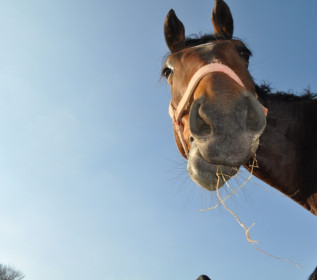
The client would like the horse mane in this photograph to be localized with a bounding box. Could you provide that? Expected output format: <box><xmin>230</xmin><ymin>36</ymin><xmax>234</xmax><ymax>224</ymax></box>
<box><xmin>167</xmin><ymin>33</ymin><xmax>232</xmax><ymax>54</ymax></box>
<box><xmin>256</xmin><ymin>84</ymin><xmax>317</xmax><ymax>106</ymax></box>
<box><xmin>184</xmin><ymin>33</ymin><xmax>229</xmax><ymax>48</ymax></box>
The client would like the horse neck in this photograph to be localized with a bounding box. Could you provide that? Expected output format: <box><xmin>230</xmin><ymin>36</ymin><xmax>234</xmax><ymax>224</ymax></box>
<box><xmin>244</xmin><ymin>88</ymin><xmax>317</xmax><ymax>215</ymax></box>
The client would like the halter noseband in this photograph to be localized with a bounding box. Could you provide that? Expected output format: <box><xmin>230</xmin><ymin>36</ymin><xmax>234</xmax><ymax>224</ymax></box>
<box><xmin>169</xmin><ymin>62</ymin><xmax>267</xmax><ymax>158</ymax></box>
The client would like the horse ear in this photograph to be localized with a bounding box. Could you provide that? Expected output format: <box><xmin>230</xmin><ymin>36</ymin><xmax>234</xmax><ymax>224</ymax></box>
<box><xmin>212</xmin><ymin>0</ymin><xmax>234</xmax><ymax>38</ymax></box>
<box><xmin>164</xmin><ymin>9</ymin><xmax>185</xmax><ymax>52</ymax></box>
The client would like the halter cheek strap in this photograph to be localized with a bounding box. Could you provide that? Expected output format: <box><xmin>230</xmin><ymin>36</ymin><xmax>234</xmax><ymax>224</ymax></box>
<box><xmin>169</xmin><ymin>62</ymin><xmax>268</xmax><ymax>158</ymax></box>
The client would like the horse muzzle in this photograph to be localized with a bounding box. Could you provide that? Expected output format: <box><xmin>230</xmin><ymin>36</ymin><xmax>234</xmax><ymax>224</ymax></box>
<box><xmin>188</xmin><ymin>91</ymin><xmax>266</xmax><ymax>168</ymax></box>
<box><xmin>187</xmin><ymin>140</ymin><xmax>238</xmax><ymax>191</ymax></box>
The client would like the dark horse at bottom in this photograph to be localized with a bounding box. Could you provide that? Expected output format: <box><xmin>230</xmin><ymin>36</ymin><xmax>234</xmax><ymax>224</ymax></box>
<box><xmin>196</xmin><ymin>268</ymin><xmax>317</xmax><ymax>280</ymax></box>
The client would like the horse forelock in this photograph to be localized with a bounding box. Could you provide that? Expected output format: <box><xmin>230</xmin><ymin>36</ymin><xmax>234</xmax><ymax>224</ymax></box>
<box><xmin>166</xmin><ymin>33</ymin><xmax>231</xmax><ymax>54</ymax></box>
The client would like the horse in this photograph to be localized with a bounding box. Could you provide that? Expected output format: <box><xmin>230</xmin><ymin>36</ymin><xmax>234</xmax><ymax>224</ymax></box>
<box><xmin>162</xmin><ymin>0</ymin><xmax>317</xmax><ymax>216</ymax></box>
<box><xmin>162</xmin><ymin>0</ymin><xmax>316</xmax><ymax>279</ymax></box>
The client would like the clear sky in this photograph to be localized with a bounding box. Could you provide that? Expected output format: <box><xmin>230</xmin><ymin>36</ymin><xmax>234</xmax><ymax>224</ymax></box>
<box><xmin>0</xmin><ymin>0</ymin><xmax>316</xmax><ymax>279</ymax></box>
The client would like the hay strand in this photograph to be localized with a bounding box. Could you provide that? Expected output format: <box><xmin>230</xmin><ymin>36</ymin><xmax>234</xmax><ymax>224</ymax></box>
<box><xmin>200</xmin><ymin>157</ymin><xmax>257</xmax><ymax>212</ymax></box>
<box><xmin>216</xmin><ymin>164</ymin><xmax>258</xmax><ymax>244</ymax></box>
<box><xmin>199</xmin><ymin>156</ymin><xmax>301</xmax><ymax>268</ymax></box>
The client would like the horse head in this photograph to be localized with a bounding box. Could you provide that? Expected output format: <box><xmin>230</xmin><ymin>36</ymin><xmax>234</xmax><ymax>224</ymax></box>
<box><xmin>162</xmin><ymin>0</ymin><xmax>267</xmax><ymax>191</ymax></box>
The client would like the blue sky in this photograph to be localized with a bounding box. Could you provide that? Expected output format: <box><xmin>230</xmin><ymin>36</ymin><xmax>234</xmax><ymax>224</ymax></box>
<box><xmin>0</xmin><ymin>0</ymin><xmax>316</xmax><ymax>279</ymax></box>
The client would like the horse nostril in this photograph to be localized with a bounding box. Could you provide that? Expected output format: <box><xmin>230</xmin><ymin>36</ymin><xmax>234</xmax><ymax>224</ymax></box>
<box><xmin>190</xmin><ymin>136</ymin><xmax>194</xmax><ymax>143</ymax></box>
<box><xmin>189</xmin><ymin>97</ymin><xmax>212</xmax><ymax>138</ymax></box>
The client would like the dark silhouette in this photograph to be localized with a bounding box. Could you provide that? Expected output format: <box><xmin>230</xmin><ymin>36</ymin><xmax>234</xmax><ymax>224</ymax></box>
<box><xmin>309</xmin><ymin>267</ymin><xmax>317</xmax><ymax>280</ymax></box>
<box><xmin>197</xmin><ymin>275</ymin><xmax>211</xmax><ymax>280</ymax></box>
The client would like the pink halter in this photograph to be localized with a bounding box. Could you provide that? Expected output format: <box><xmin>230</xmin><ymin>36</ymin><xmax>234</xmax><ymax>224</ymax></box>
<box><xmin>169</xmin><ymin>62</ymin><xmax>267</xmax><ymax>157</ymax></box>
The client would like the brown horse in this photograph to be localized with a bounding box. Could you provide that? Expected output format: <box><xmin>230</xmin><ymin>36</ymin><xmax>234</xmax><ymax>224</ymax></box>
<box><xmin>162</xmin><ymin>0</ymin><xmax>317</xmax><ymax>216</ymax></box>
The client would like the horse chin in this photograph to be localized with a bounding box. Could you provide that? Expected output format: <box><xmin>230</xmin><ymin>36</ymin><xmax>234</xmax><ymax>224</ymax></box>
<box><xmin>187</xmin><ymin>141</ymin><xmax>239</xmax><ymax>191</ymax></box>
<box><xmin>192</xmin><ymin>130</ymin><xmax>262</xmax><ymax>168</ymax></box>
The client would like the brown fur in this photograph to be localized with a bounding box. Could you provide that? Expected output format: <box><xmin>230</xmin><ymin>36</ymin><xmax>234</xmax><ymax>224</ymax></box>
<box><xmin>163</xmin><ymin>1</ymin><xmax>317</xmax><ymax>215</ymax></box>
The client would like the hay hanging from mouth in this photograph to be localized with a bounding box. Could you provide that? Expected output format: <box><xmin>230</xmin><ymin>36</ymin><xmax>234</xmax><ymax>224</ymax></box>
<box><xmin>200</xmin><ymin>157</ymin><xmax>257</xmax><ymax>212</ymax></box>
<box><xmin>200</xmin><ymin>156</ymin><xmax>302</xmax><ymax>268</ymax></box>
<box><xmin>215</xmin><ymin>161</ymin><xmax>258</xmax><ymax>244</ymax></box>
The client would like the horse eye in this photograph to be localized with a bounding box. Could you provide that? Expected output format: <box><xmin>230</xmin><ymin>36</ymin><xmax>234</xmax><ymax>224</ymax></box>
<box><xmin>237</xmin><ymin>46</ymin><xmax>251</xmax><ymax>61</ymax></box>
<box><xmin>240</xmin><ymin>51</ymin><xmax>250</xmax><ymax>61</ymax></box>
<box><xmin>162</xmin><ymin>67</ymin><xmax>173</xmax><ymax>79</ymax></box>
